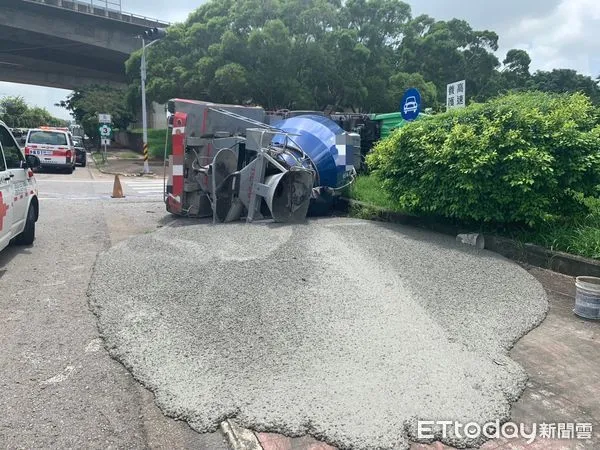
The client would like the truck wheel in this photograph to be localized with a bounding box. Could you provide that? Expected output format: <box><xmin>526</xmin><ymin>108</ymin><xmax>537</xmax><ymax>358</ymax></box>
<box><xmin>15</xmin><ymin>204</ymin><xmax>36</xmax><ymax>245</ymax></box>
<box><xmin>81</xmin><ymin>156</ymin><xmax>87</xmax><ymax>167</ymax></box>
<box><xmin>67</xmin><ymin>166</ymin><xmax>74</xmax><ymax>174</ymax></box>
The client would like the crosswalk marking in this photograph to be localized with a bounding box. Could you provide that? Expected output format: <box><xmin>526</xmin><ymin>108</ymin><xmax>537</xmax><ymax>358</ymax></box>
<box><xmin>124</xmin><ymin>179</ymin><xmax>165</xmax><ymax>196</ymax></box>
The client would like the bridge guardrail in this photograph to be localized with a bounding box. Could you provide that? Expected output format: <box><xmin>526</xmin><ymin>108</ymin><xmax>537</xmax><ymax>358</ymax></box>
<box><xmin>21</xmin><ymin>0</ymin><xmax>171</xmax><ymax>27</ymax></box>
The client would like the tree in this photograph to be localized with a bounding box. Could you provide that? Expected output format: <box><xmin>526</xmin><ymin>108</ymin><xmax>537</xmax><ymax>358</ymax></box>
<box><xmin>528</xmin><ymin>69</ymin><xmax>600</xmax><ymax>105</ymax></box>
<box><xmin>57</xmin><ymin>85</ymin><xmax>134</xmax><ymax>143</ymax></box>
<box><xmin>210</xmin><ymin>63</ymin><xmax>250</xmax><ymax>104</ymax></box>
<box><xmin>502</xmin><ymin>49</ymin><xmax>531</xmax><ymax>88</ymax></box>
<box><xmin>398</xmin><ymin>17</ymin><xmax>500</xmax><ymax>104</ymax></box>
<box><xmin>126</xmin><ymin>0</ymin><xmax>600</xmax><ymax>114</ymax></box>
<box><xmin>0</xmin><ymin>96</ymin><xmax>66</xmax><ymax>128</ymax></box>
<box><xmin>246</xmin><ymin>19</ymin><xmax>298</xmax><ymax>109</ymax></box>
<box><xmin>0</xmin><ymin>96</ymin><xmax>28</xmax><ymax>127</ymax></box>
<box><xmin>385</xmin><ymin>72</ymin><xmax>438</xmax><ymax>111</ymax></box>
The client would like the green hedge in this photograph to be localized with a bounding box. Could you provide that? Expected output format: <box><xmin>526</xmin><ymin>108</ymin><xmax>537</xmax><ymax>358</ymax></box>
<box><xmin>130</xmin><ymin>128</ymin><xmax>172</xmax><ymax>158</ymax></box>
<box><xmin>367</xmin><ymin>92</ymin><xmax>600</xmax><ymax>225</ymax></box>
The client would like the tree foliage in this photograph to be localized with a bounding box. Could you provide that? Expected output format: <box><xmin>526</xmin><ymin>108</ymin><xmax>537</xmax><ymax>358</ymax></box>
<box><xmin>127</xmin><ymin>0</ymin><xmax>504</xmax><ymax>112</ymax></box>
<box><xmin>126</xmin><ymin>0</ymin><xmax>600</xmax><ymax>114</ymax></box>
<box><xmin>367</xmin><ymin>92</ymin><xmax>600</xmax><ymax>225</ymax></box>
<box><xmin>57</xmin><ymin>85</ymin><xmax>134</xmax><ymax>141</ymax></box>
<box><xmin>527</xmin><ymin>69</ymin><xmax>600</xmax><ymax>105</ymax></box>
<box><xmin>0</xmin><ymin>96</ymin><xmax>67</xmax><ymax>128</ymax></box>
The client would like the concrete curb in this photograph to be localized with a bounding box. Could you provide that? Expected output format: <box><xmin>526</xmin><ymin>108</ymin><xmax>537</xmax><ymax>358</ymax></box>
<box><xmin>220</xmin><ymin>420</ymin><xmax>263</xmax><ymax>450</ymax></box>
<box><xmin>338</xmin><ymin>197</ymin><xmax>600</xmax><ymax>278</ymax></box>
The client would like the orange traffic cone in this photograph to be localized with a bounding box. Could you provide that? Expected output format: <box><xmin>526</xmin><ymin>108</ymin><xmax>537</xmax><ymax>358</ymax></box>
<box><xmin>111</xmin><ymin>175</ymin><xmax>125</xmax><ymax>198</ymax></box>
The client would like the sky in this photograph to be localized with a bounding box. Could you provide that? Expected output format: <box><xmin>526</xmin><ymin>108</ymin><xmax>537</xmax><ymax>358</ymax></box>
<box><xmin>1</xmin><ymin>0</ymin><xmax>598</xmax><ymax>120</ymax></box>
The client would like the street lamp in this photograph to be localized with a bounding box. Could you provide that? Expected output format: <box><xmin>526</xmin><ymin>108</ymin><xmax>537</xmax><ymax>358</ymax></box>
<box><xmin>140</xmin><ymin>27</ymin><xmax>166</xmax><ymax>174</ymax></box>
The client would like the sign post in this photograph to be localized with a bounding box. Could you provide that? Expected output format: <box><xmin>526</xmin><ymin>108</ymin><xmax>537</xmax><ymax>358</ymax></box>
<box><xmin>446</xmin><ymin>80</ymin><xmax>466</xmax><ymax>110</ymax></box>
<box><xmin>400</xmin><ymin>88</ymin><xmax>422</xmax><ymax>122</ymax></box>
<box><xmin>98</xmin><ymin>121</ymin><xmax>112</xmax><ymax>163</ymax></box>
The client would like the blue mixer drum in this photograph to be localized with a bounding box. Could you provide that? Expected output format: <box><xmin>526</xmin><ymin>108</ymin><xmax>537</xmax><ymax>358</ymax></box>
<box><xmin>271</xmin><ymin>115</ymin><xmax>359</xmax><ymax>190</ymax></box>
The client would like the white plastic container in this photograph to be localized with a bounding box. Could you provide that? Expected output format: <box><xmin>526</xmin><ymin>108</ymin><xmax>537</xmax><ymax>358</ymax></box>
<box><xmin>456</xmin><ymin>233</ymin><xmax>485</xmax><ymax>250</ymax></box>
<box><xmin>574</xmin><ymin>276</ymin><xmax>600</xmax><ymax>320</ymax></box>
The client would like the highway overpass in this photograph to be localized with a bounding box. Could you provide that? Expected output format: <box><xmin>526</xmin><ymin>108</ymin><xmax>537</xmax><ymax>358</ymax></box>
<box><xmin>0</xmin><ymin>0</ymin><xmax>169</xmax><ymax>89</ymax></box>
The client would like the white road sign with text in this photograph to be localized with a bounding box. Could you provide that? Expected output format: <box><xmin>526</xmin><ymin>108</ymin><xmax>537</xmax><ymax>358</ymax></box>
<box><xmin>98</xmin><ymin>113</ymin><xmax>112</xmax><ymax>123</ymax></box>
<box><xmin>447</xmin><ymin>80</ymin><xmax>466</xmax><ymax>109</ymax></box>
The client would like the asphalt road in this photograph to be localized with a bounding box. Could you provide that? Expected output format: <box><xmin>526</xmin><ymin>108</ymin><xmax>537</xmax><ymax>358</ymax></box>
<box><xmin>0</xmin><ymin>165</ymin><xmax>228</xmax><ymax>449</ymax></box>
<box><xmin>34</xmin><ymin>166</ymin><xmax>165</xmax><ymax>201</ymax></box>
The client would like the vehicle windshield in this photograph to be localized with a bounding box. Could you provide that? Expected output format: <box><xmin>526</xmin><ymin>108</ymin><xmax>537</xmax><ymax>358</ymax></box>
<box><xmin>28</xmin><ymin>130</ymin><xmax>68</xmax><ymax>146</ymax></box>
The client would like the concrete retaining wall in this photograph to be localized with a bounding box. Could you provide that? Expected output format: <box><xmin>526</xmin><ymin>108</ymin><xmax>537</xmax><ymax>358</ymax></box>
<box><xmin>115</xmin><ymin>131</ymin><xmax>143</xmax><ymax>153</ymax></box>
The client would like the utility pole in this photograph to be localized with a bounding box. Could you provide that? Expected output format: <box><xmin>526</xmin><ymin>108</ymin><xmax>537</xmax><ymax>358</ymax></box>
<box><xmin>140</xmin><ymin>27</ymin><xmax>166</xmax><ymax>174</ymax></box>
<box><xmin>141</xmin><ymin>37</ymin><xmax>149</xmax><ymax>174</ymax></box>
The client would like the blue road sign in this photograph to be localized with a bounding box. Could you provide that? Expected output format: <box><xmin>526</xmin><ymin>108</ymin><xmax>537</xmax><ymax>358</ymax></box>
<box><xmin>400</xmin><ymin>88</ymin><xmax>421</xmax><ymax>121</ymax></box>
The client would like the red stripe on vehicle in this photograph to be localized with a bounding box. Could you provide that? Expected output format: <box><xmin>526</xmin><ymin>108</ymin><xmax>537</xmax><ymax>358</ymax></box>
<box><xmin>168</xmin><ymin>111</ymin><xmax>187</xmax><ymax>214</ymax></box>
<box><xmin>201</xmin><ymin>108</ymin><xmax>208</xmax><ymax>135</ymax></box>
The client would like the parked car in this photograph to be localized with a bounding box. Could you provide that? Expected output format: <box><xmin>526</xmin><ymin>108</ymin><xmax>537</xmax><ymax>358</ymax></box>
<box><xmin>24</xmin><ymin>127</ymin><xmax>76</xmax><ymax>173</ymax></box>
<box><xmin>72</xmin><ymin>136</ymin><xmax>87</xmax><ymax>167</ymax></box>
<box><xmin>0</xmin><ymin>120</ymin><xmax>40</xmax><ymax>251</ymax></box>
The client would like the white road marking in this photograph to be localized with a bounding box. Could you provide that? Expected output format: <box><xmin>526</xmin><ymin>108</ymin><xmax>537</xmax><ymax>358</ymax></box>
<box><xmin>39</xmin><ymin>197</ymin><xmax>108</xmax><ymax>201</ymax></box>
<box><xmin>37</xmin><ymin>180</ymin><xmax>113</xmax><ymax>183</ymax></box>
<box><xmin>124</xmin><ymin>180</ymin><xmax>165</xmax><ymax>196</ymax></box>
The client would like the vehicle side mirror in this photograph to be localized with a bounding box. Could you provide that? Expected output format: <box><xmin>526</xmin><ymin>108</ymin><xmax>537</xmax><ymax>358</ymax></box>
<box><xmin>25</xmin><ymin>155</ymin><xmax>41</xmax><ymax>169</ymax></box>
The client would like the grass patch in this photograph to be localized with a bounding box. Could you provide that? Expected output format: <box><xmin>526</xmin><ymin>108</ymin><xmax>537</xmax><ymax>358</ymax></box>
<box><xmin>112</xmin><ymin>149</ymin><xmax>141</xmax><ymax>160</ymax></box>
<box><xmin>91</xmin><ymin>151</ymin><xmax>106</xmax><ymax>166</ymax></box>
<box><xmin>346</xmin><ymin>174</ymin><xmax>401</xmax><ymax>211</ymax></box>
<box><xmin>130</xmin><ymin>128</ymin><xmax>172</xmax><ymax>159</ymax></box>
<box><xmin>512</xmin><ymin>197</ymin><xmax>600</xmax><ymax>260</ymax></box>
<box><xmin>346</xmin><ymin>174</ymin><xmax>600</xmax><ymax>260</ymax></box>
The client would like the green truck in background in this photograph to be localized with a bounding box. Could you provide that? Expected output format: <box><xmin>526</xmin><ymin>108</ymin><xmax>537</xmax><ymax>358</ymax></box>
<box><xmin>372</xmin><ymin>111</ymin><xmax>429</xmax><ymax>139</ymax></box>
<box><xmin>333</xmin><ymin>111</ymin><xmax>430</xmax><ymax>171</ymax></box>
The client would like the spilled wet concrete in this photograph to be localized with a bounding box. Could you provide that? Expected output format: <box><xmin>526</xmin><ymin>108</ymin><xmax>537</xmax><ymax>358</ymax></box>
<box><xmin>88</xmin><ymin>218</ymin><xmax>548</xmax><ymax>449</ymax></box>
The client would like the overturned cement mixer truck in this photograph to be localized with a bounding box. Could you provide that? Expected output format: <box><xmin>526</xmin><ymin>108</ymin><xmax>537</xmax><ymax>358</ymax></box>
<box><xmin>164</xmin><ymin>99</ymin><xmax>361</xmax><ymax>224</ymax></box>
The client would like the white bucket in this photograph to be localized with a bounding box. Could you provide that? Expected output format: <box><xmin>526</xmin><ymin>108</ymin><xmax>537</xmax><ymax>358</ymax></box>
<box><xmin>574</xmin><ymin>276</ymin><xmax>600</xmax><ymax>320</ymax></box>
<box><xmin>456</xmin><ymin>233</ymin><xmax>485</xmax><ymax>250</ymax></box>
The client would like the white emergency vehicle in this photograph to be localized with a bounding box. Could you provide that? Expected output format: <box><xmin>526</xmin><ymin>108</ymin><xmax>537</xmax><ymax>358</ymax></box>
<box><xmin>24</xmin><ymin>127</ymin><xmax>76</xmax><ymax>173</ymax></box>
<box><xmin>0</xmin><ymin>120</ymin><xmax>40</xmax><ymax>252</ymax></box>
